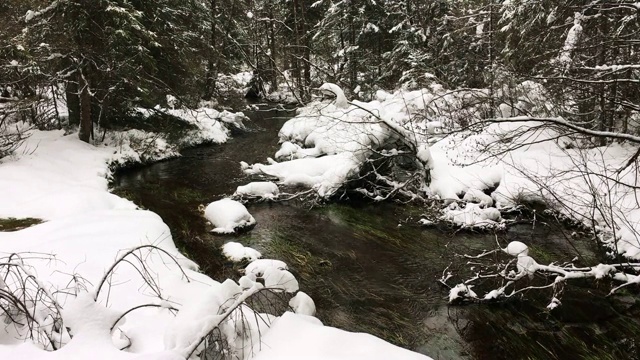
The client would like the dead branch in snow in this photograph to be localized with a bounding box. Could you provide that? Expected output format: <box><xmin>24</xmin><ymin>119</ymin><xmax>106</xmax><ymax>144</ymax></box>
<box><xmin>94</xmin><ymin>244</ymin><xmax>191</xmax><ymax>305</ymax></box>
<box><xmin>186</xmin><ymin>287</ymin><xmax>292</xmax><ymax>360</ymax></box>
<box><xmin>0</xmin><ymin>253</ymin><xmax>69</xmax><ymax>351</ymax></box>
<box><xmin>445</xmin><ymin>238</ymin><xmax>640</xmax><ymax>309</ymax></box>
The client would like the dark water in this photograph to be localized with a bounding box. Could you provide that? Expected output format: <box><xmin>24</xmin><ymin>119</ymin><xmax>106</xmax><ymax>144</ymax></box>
<box><xmin>113</xmin><ymin>106</ymin><xmax>640</xmax><ymax>360</ymax></box>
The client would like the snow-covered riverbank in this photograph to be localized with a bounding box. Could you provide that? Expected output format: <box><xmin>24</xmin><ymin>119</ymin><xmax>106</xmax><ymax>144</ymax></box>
<box><xmin>0</xmin><ymin>115</ymin><xmax>432</xmax><ymax>359</ymax></box>
<box><xmin>243</xmin><ymin>81</ymin><xmax>639</xmax><ymax>260</ymax></box>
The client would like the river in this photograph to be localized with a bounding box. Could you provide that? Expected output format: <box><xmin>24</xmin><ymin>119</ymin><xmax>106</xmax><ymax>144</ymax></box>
<box><xmin>113</xmin><ymin>105</ymin><xmax>640</xmax><ymax>360</ymax></box>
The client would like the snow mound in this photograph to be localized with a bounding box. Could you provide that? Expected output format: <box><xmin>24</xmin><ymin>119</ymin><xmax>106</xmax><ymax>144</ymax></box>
<box><xmin>449</xmin><ymin>284</ymin><xmax>477</xmax><ymax>302</ymax></box>
<box><xmin>245</xmin><ymin>259</ymin><xmax>298</xmax><ymax>293</ymax></box>
<box><xmin>253</xmin><ymin>312</ymin><xmax>432</xmax><ymax>360</ymax></box>
<box><xmin>234</xmin><ymin>181</ymin><xmax>279</xmax><ymax>199</ymax></box>
<box><xmin>222</xmin><ymin>242</ymin><xmax>262</xmax><ymax>262</ymax></box>
<box><xmin>164</xmin><ymin>279</ymin><xmax>244</xmax><ymax>350</ymax></box>
<box><xmin>275</xmin><ymin>141</ymin><xmax>303</xmax><ymax>160</ymax></box>
<box><xmin>289</xmin><ymin>292</ymin><xmax>316</xmax><ymax>316</ymax></box>
<box><xmin>503</xmin><ymin>241</ymin><xmax>529</xmax><ymax>257</ymax></box>
<box><xmin>204</xmin><ymin>198</ymin><xmax>256</xmax><ymax>234</ymax></box>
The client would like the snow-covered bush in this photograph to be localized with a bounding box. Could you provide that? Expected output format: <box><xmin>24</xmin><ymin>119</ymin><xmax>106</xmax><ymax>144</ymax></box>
<box><xmin>0</xmin><ymin>116</ymin><xmax>31</xmax><ymax>159</ymax></box>
<box><xmin>0</xmin><ymin>245</ymin><xmax>304</xmax><ymax>359</ymax></box>
<box><xmin>0</xmin><ymin>253</ymin><xmax>69</xmax><ymax>350</ymax></box>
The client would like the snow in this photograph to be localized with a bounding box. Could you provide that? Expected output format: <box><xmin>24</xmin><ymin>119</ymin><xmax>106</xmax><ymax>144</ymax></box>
<box><xmin>0</xmin><ymin>123</ymin><xmax>432</xmax><ymax>359</ymax></box>
<box><xmin>248</xmin><ymin>78</ymin><xmax>639</xmax><ymax>262</ymax></box>
<box><xmin>502</xmin><ymin>241</ymin><xmax>529</xmax><ymax>257</ymax></box>
<box><xmin>204</xmin><ymin>198</ymin><xmax>256</xmax><ymax>234</ymax></box>
<box><xmin>222</xmin><ymin>242</ymin><xmax>262</xmax><ymax>262</ymax></box>
<box><xmin>234</xmin><ymin>181</ymin><xmax>279</xmax><ymax>199</ymax></box>
<box><xmin>244</xmin><ymin>260</ymin><xmax>299</xmax><ymax>293</ymax></box>
<box><xmin>289</xmin><ymin>292</ymin><xmax>316</xmax><ymax>316</ymax></box>
<box><xmin>247</xmin><ymin>83</ymin><xmax>428</xmax><ymax>198</ymax></box>
<box><xmin>448</xmin><ymin>284</ymin><xmax>477</xmax><ymax>303</ymax></box>
<box><xmin>319</xmin><ymin>82</ymin><xmax>349</xmax><ymax>109</ymax></box>
<box><xmin>0</xmin><ymin>140</ymin><xmax>218</xmax><ymax>358</ymax></box>
<box><xmin>244</xmin><ymin>152</ymin><xmax>362</xmax><ymax>197</ymax></box>
<box><xmin>462</xmin><ymin>188</ymin><xmax>493</xmax><ymax>207</ymax></box>
<box><xmin>0</xmin><ymin>129</ymin><xmax>137</xmax><ymax>220</ymax></box>
<box><xmin>253</xmin><ymin>312</ymin><xmax>432</xmax><ymax>360</ymax></box>
<box><xmin>516</xmin><ymin>255</ymin><xmax>539</xmax><ymax>278</ymax></box>
<box><xmin>442</xmin><ymin>203</ymin><xmax>502</xmax><ymax>228</ymax></box>
<box><xmin>135</xmin><ymin>106</ymin><xmax>246</xmax><ymax>147</ymax></box>
<box><xmin>557</xmin><ymin>12</ymin><xmax>583</xmax><ymax>67</ymax></box>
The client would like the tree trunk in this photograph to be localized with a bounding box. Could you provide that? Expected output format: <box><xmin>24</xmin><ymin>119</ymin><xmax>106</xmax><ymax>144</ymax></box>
<box><xmin>66</xmin><ymin>79</ymin><xmax>80</xmax><ymax>126</ymax></box>
<box><xmin>203</xmin><ymin>0</ymin><xmax>218</xmax><ymax>100</ymax></box>
<box><xmin>78</xmin><ymin>71</ymin><xmax>92</xmax><ymax>143</ymax></box>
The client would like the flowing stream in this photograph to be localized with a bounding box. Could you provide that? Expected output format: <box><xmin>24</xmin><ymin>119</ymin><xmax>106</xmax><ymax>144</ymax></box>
<box><xmin>113</xmin><ymin>106</ymin><xmax>640</xmax><ymax>359</ymax></box>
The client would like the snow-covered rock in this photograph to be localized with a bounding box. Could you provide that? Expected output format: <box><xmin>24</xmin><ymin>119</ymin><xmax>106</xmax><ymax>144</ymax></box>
<box><xmin>289</xmin><ymin>291</ymin><xmax>316</xmax><ymax>316</ymax></box>
<box><xmin>234</xmin><ymin>181</ymin><xmax>279</xmax><ymax>199</ymax></box>
<box><xmin>222</xmin><ymin>242</ymin><xmax>262</xmax><ymax>262</ymax></box>
<box><xmin>244</xmin><ymin>152</ymin><xmax>361</xmax><ymax>198</ymax></box>
<box><xmin>245</xmin><ymin>259</ymin><xmax>298</xmax><ymax>293</ymax></box>
<box><xmin>275</xmin><ymin>141</ymin><xmax>303</xmax><ymax>160</ymax></box>
<box><xmin>204</xmin><ymin>198</ymin><xmax>256</xmax><ymax>234</ymax></box>
<box><xmin>502</xmin><ymin>241</ymin><xmax>529</xmax><ymax>257</ymax></box>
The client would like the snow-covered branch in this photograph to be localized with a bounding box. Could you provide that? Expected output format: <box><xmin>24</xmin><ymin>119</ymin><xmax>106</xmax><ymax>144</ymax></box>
<box><xmin>447</xmin><ymin>241</ymin><xmax>640</xmax><ymax>308</ymax></box>
<box><xmin>483</xmin><ymin>116</ymin><xmax>640</xmax><ymax>144</ymax></box>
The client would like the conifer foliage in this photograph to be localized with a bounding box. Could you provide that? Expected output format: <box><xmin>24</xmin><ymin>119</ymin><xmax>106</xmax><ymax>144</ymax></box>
<box><xmin>1</xmin><ymin>0</ymin><xmax>638</xmax><ymax>143</ymax></box>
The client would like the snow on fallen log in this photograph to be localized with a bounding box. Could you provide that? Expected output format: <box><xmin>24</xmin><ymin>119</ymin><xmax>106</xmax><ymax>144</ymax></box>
<box><xmin>245</xmin><ymin>83</ymin><xmax>429</xmax><ymax>199</ymax></box>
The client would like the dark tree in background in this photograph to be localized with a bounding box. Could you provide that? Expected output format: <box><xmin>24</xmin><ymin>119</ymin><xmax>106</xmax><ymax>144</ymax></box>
<box><xmin>0</xmin><ymin>0</ymin><xmax>638</xmax><ymax>144</ymax></box>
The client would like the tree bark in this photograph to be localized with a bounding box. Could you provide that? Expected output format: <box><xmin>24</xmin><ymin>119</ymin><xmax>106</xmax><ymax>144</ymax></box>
<box><xmin>78</xmin><ymin>71</ymin><xmax>92</xmax><ymax>143</ymax></box>
<box><xmin>66</xmin><ymin>78</ymin><xmax>80</xmax><ymax>126</ymax></box>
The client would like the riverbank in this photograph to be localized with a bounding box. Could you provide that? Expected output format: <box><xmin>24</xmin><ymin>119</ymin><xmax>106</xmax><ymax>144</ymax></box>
<box><xmin>0</xmin><ymin>107</ymin><xmax>432</xmax><ymax>359</ymax></box>
<box><xmin>114</xmin><ymin>107</ymin><xmax>640</xmax><ymax>360</ymax></box>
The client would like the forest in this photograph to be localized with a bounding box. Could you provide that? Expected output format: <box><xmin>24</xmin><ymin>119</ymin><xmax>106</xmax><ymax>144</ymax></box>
<box><xmin>1</xmin><ymin>1</ymin><xmax>640</xmax><ymax>360</ymax></box>
<box><xmin>1</xmin><ymin>0</ymin><xmax>638</xmax><ymax>143</ymax></box>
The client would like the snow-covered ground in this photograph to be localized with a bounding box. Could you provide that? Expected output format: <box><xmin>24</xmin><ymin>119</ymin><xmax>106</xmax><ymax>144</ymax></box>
<box><xmin>0</xmin><ymin>122</ymin><xmax>433</xmax><ymax>358</ymax></box>
<box><xmin>106</xmin><ymin>106</ymin><xmax>246</xmax><ymax>167</ymax></box>
<box><xmin>432</xmin><ymin>119</ymin><xmax>640</xmax><ymax>256</ymax></box>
